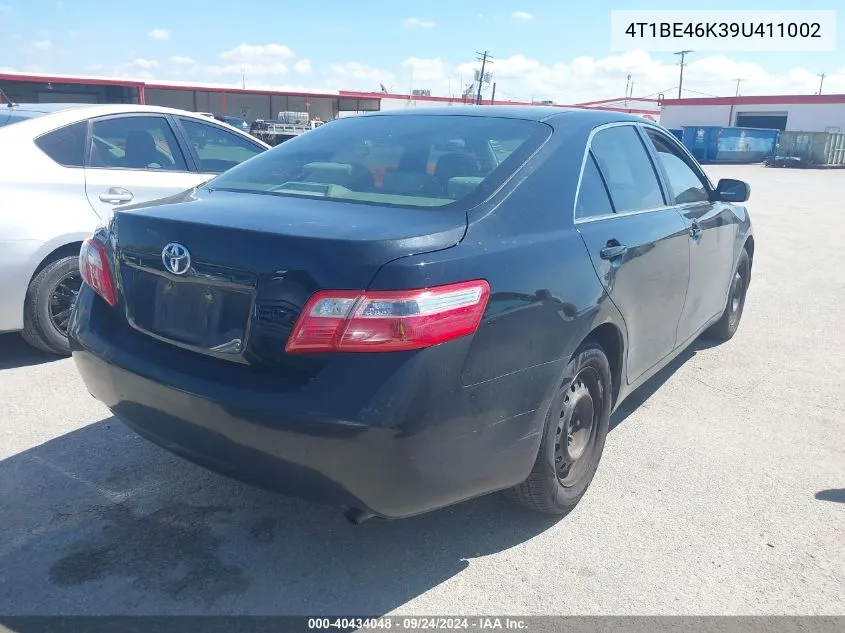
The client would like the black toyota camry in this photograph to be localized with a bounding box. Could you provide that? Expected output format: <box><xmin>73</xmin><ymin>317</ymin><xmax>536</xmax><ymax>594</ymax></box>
<box><xmin>69</xmin><ymin>106</ymin><xmax>754</xmax><ymax>523</ymax></box>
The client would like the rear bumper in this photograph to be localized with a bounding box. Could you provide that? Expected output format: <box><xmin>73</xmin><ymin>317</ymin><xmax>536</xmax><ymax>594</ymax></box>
<box><xmin>69</xmin><ymin>291</ymin><xmax>560</xmax><ymax>519</ymax></box>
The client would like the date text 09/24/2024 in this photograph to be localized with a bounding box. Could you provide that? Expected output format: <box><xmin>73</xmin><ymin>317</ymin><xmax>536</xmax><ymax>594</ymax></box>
<box><xmin>624</xmin><ymin>22</ymin><xmax>822</xmax><ymax>39</ymax></box>
<box><xmin>307</xmin><ymin>617</ymin><xmax>528</xmax><ymax>630</ymax></box>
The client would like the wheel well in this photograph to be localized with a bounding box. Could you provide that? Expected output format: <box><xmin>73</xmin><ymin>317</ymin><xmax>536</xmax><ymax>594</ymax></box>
<box><xmin>744</xmin><ymin>235</ymin><xmax>754</xmax><ymax>265</ymax></box>
<box><xmin>30</xmin><ymin>242</ymin><xmax>83</xmax><ymax>283</ymax></box>
<box><xmin>582</xmin><ymin>322</ymin><xmax>624</xmax><ymax>407</ymax></box>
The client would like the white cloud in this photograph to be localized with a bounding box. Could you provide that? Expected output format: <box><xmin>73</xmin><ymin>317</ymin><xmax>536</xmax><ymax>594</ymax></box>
<box><xmin>85</xmin><ymin>64</ymin><xmax>105</xmax><ymax>72</ymax></box>
<box><xmin>205</xmin><ymin>62</ymin><xmax>289</xmax><ymax>77</ymax></box>
<box><xmin>403</xmin><ymin>57</ymin><xmax>449</xmax><ymax>83</ymax></box>
<box><xmin>148</xmin><ymin>28</ymin><xmax>170</xmax><ymax>41</ymax></box>
<box><xmin>511</xmin><ymin>11</ymin><xmax>534</xmax><ymax>21</ymax></box>
<box><xmin>219</xmin><ymin>43</ymin><xmax>294</xmax><ymax>63</ymax></box>
<box><xmin>383</xmin><ymin>51</ymin><xmax>845</xmax><ymax>103</ymax></box>
<box><xmin>293</xmin><ymin>59</ymin><xmax>312</xmax><ymax>74</ymax></box>
<box><xmin>325</xmin><ymin>62</ymin><xmax>395</xmax><ymax>90</ymax></box>
<box><xmin>32</xmin><ymin>40</ymin><xmax>51</xmax><ymax>51</ymax></box>
<box><xmin>127</xmin><ymin>58</ymin><xmax>159</xmax><ymax>71</ymax></box>
<box><xmin>403</xmin><ymin>17</ymin><xmax>436</xmax><ymax>29</ymax></box>
<box><xmin>168</xmin><ymin>55</ymin><xmax>196</xmax><ymax>66</ymax></box>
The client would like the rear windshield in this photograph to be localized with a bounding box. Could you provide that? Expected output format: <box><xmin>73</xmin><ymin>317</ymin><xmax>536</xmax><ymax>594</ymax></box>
<box><xmin>207</xmin><ymin>114</ymin><xmax>551</xmax><ymax>209</ymax></box>
<box><xmin>0</xmin><ymin>110</ymin><xmax>46</xmax><ymax>127</ymax></box>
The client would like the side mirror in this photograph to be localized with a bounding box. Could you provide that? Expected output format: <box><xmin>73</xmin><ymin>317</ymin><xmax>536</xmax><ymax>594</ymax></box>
<box><xmin>713</xmin><ymin>178</ymin><xmax>751</xmax><ymax>203</ymax></box>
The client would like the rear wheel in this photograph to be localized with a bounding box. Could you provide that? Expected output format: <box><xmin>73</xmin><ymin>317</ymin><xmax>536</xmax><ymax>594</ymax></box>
<box><xmin>506</xmin><ymin>344</ymin><xmax>612</xmax><ymax>516</ymax></box>
<box><xmin>704</xmin><ymin>248</ymin><xmax>750</xmax><ymax>342</ymax></box>
<box><xmin>21</xmin><ymin>255</ymin><xmax>82</xmax><ymax>356</ymax></box>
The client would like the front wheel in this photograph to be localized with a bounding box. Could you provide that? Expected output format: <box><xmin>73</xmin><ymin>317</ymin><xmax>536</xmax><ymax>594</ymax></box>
<box><xmin>704</xmin><ymin>248</ymin><xmax>750</xmax><ymax>342</ymax></box>
<box><xmin>21</xmin><ymin>255</ymin><xmax>82</xmax><ymax>356</ymax></box>
<box><xmin>505</xmin><ymin>344</ymin><xmax>612</xmax><ymax>516</ymax></box>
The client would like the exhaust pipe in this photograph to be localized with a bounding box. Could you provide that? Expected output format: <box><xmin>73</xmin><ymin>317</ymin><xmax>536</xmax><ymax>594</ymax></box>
<box><xmin>343</xmin><ymin>507</ymin><xmax>374</xmax><ymax>525</ymax></box>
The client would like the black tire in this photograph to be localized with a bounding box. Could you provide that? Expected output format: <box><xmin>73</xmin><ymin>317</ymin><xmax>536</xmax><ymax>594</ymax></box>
<box><xmin>704</xmin><ymin>248</ymin><xmax>750</xmax><ymax>342</ymax></box>
<box><xmin>506</xmin><ymin>343</ymin><xmax>612</xmax><ymax>516</ymax></box>
<box><xmin>21</xmin><ymin>255</ymin><xmax>82</xmax><ymax>356</ymax></box>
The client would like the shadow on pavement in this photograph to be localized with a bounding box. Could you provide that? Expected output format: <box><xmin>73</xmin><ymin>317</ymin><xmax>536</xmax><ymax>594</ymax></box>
<box><xmin>815</xmin><ymin>489</ymin><xmax>845</xmax><ymax>504</ymax></box>
<box><xmin>0</xmin><ymin>334</ymin><xmax>717</xmax><ymax>615</ymax></box>
<box><xmin>0</xmin><ymin>417</ymin><xmax>561</xmax><ymax>615</ymax></box>
<box><xmin>610</xmin><ymin>337</ymin><xmax>721</xmax><ymax>430</ymax></box>
<box><xmin>0</xmin><ymin>333</ymin><xmax>62</xmax><ymax>370</ymax></box>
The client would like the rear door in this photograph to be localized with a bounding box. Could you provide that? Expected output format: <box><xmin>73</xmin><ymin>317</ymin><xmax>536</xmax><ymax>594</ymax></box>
<box><xmin>575</xmin><ymin>123</ymin><xmax>691</xmax><ymax>383</ymax></box>
<box><xmin>83</xmin><ymin>114</ymin><xmax>204</xmax><ymax>221</ymax></box>
<box><xmin>173</xmin><ymin>116</ymin><xmax>266</xmax><ymax>177</ymax></box>
<box><xmin>640</xmin><ymin>126</ymin><xmax>737</xmax><ymax>344</ymax></box>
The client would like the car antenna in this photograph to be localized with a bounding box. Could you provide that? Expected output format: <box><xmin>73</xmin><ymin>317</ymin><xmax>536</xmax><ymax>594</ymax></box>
<box><xmin>0</xmin><ymin>87</ymin><xmax>18</xmax><ymax>108</ymax></box>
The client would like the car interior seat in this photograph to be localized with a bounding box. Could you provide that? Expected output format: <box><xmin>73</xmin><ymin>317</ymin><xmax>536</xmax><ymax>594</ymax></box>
<box><xmin>124</xmin><ymin>131</ymin><xmax>163</xmax><ymax>169</ymax></box>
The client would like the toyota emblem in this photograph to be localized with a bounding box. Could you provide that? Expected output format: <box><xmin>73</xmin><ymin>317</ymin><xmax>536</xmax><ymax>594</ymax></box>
<box><xmin>161</xmin><ymin>242</ymin><xmax>191</xmax><ymax>275</ymax></box>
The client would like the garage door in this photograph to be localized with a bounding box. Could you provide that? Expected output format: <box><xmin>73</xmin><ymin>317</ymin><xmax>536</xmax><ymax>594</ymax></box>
<box><xmin>735</xmin><ymin>112</ymin><xmax>788</xmax><ymax>130</ymax></box>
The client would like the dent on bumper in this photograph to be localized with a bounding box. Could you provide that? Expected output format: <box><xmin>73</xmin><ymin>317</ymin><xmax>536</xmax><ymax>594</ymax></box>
<box><xmin>71</xmin><ymin>333</ymin><xmax>559</xmax><ymax>519</ymax></box>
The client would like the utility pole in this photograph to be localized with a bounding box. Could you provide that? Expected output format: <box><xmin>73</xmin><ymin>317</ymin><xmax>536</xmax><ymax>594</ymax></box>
<box><xmin>734</xmin><ymin>78</ymin><xmax>743</xmax><ymax>97</ymax></box>
<box><xmin>241</xmin><ymin>67</ymin><xmax>246</xmax><ymax>89</ymax></box>
<box><xmin>674</xmin><ymin>50</ymin><xmax>693</xmax><ymax>98</ymax></box>
<box><xmin>475</xmin><ymin>50</ymin><xmax>492</xmax><ymax>105</ymax></box>
<box><xmin>490</xmin><ymin>82</ymin><xmax>496</xmax><ymax>103</ymax></box>
<box><xmin>818</xmin><ymin>73</ymin><xmax>826</xmax><ymax>95</ymax></box>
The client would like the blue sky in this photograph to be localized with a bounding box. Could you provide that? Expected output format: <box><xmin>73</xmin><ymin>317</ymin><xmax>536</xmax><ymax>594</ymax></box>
<box><xmin>1</xmin><ymin>0</ymin><xmax>843</xmax><ymax>101</ymax></box>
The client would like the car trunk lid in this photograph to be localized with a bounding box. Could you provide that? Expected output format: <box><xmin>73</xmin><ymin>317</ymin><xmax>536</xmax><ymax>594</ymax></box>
<box><xmin>109</xmin><ymin>189</ymin><xmax>466</xmax><ymax>365</ymax></box>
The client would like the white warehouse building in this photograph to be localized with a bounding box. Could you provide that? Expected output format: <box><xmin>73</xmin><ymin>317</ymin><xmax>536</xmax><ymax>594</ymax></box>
<box><xmin>659</xmin><ymin>94</ymin><xmax>845</xmax><ymax>133</ymax></box>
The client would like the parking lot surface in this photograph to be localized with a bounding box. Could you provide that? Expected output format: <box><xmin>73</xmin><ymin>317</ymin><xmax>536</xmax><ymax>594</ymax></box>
<box><xmin>0</xmin><ymin>165</ymin><xmax>843</xmax><ymax>616</ymax></box>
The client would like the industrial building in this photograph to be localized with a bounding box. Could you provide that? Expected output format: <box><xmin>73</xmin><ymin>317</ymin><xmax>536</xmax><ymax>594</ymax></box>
<box><xmin>0</xmin><ymin>71</ymin><xmax>662</xmax><ymax>123</ymax></box>
<box><xmin>0</xmin><ymin>72</ymin><xmax>380</xmax><ymax>121</ymax></box>
<box><xmin>659</xmin><ymin>94</ymin><xmax>845</xmax><ymax>133</ymax></box>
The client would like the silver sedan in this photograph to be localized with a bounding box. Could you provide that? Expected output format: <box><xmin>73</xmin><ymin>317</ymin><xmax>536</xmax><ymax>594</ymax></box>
<box><xmin>0</xmin><ymin>102</ymin><xmax>269</xmax><ymax>354</ymax></box>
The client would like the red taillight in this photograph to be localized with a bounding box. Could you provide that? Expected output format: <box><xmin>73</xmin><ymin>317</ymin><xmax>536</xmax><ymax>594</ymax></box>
<box><xmin>285</xmin><ymin>280</ymin><xmax>490</xmax><ymax>354</ymax></box>
<box><xmin>79</xmin><ymin>237</ymin><xmax>117</xmax><ymax>307</ymax></box>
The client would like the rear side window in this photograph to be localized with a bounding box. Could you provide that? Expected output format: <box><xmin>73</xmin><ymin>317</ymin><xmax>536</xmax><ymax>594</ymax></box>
<box><xmin>207</xmin><ymin>114</ymin><xmax>551</xmax><ymax>209</ymax></box>
<box><xmin>34</xmin><ymin>121</ymin><xmax>87</xmax><ymax>167</ymax></box>
<box><xmin>590</xmin><ymin>126</ymin><xmax>664</xmax><ymax>213</ymax></box>
<box><xmin>575</xmin><ymin>152</ymin><xmax>614</xmax><ymax>219</ymax></box>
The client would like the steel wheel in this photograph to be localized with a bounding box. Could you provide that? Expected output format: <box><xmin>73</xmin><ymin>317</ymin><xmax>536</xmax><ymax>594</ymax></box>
<box><xmin>554</xmin><ymin>367</ymin><xmax>604</xmax><ymax>488</ymax></box>
<box><xmin>48</xmin><ymin>271</ymin><xmax>82</xmax><ymax>336</ymax></box>
<box><xmin>729</xmin><ymin>269</ymin><xmax>745</xmax><ymax>323</ymax></box>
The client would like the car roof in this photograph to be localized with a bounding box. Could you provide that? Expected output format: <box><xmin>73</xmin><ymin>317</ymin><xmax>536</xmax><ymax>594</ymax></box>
<box><xmin>356</xmin><ymin>105</ymin><xmax>649</xmax><ymax>126</ymax></box>
<box><xmin>0</xmin><ymin>103</ymin><xmax>270</xmax><ymax>147</ymax></box>
<box><xmin>2</xmin><ymin>102</ymin><xmax>94</xmax><ymax>114</ymax></box>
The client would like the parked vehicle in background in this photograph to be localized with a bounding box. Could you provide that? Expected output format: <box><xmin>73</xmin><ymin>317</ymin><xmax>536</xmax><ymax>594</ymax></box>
<box><xmin>69</xmin><ymin>107</ymin><xmax>754</xmax><ymax>523</ymax></box>
<box><xmin>215</xmin><ymin>115</ymin><xmax>251</xmax><ymax>132</ymax></box>
<box><xmin>0</xmin><ymin>102</ymin><xmax>269</xmax><ymax>355</ymax></box>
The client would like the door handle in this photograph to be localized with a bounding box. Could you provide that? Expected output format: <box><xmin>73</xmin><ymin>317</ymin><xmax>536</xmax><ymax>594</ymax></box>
<box><xmin>99</xmin><ymin>188</ymin><xmax>134</xmax><ymax>205</ymax></box>
<box><xmin>689</xmin><ymin>220</ymin><xmax>702</xmax><ymax>239</ymax></box>
<box><xmin>600</xmin><ymin>242</ymin><xmax>628</xmax><ymax>260</ymax></box>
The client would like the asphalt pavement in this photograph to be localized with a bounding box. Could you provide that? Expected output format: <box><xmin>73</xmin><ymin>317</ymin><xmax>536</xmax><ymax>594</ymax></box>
<box><xmin>0</xmin><ymin>165</ymin><xmax>843</xmax><ymax>616</ymax></box>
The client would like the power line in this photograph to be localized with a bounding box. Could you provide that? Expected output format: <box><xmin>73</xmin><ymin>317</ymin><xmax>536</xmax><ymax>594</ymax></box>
<box><xmin>682</xmin><ymin>87</ymin><xmax>722</xmax><ymax>98</ymax></box>
<box><xmin>674</xmin><ymin>50</ymin><xmax>693</xmax><ymax>99</ymax></box>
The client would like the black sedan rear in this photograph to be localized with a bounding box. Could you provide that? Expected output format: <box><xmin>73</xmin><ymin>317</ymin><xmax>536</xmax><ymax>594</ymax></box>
<box><xmin>69</xmin><ymin>107</ymin><xmax>754</xmax><ymax>522</ymax></box>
